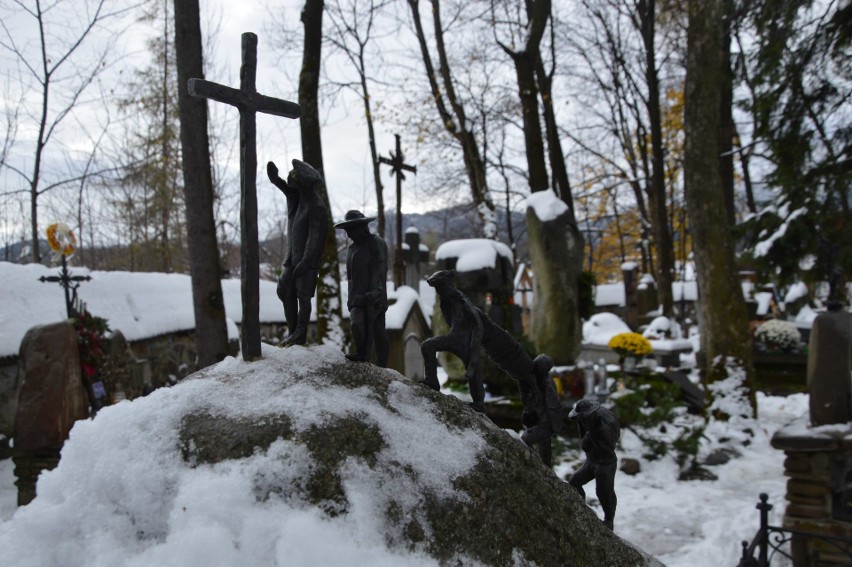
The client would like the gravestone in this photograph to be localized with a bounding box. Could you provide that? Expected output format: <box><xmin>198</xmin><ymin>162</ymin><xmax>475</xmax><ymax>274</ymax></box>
<box><xmin>622</xmin><ymin>263</ymin><xmax>639</xmax><ymax>330</ymax></box>
<box><xmin>13</xmin><ymin>321</ymin><xmax>89</xmax><ymax>505</ymax></box>
<box><xmin>402</xmin><ymin>227</ymin><xmax>429</xmax><ymax>289</ymax></box>
<box><xmin>807</xmin><ymin>302</ymin><xmax>851</xmax><ymax>426</ymax></box>
<box><xmin>771</xmin><ymin>302</ymin><xmax>852</xmax><ymax>565</ymax></box>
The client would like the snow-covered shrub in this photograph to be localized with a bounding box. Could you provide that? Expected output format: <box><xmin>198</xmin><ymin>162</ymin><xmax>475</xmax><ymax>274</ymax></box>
<box><xmin>754</xmin><ymin>319</ymin><xmax>801</xmax><ymax>351</ymax></box>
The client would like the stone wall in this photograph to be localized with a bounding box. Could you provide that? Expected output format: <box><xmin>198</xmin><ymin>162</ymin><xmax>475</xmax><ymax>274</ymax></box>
<box><xmin>771</xmin><ymin>419</ymin><xmax>852</xmax><ymax>566</ymax></box>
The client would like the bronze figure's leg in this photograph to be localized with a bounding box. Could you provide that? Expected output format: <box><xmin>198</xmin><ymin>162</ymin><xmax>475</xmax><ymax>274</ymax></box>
<box><xmin>277</xmin><ymin>267</ymin><xmax>298</xmax><ymax>344</ymax></box>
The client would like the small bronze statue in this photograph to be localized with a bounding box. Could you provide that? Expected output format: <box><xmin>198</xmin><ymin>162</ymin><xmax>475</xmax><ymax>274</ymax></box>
<box><xmin>267</xmin><ymin>159</ymin><xmax>329</xmax><ymax>346</ymax></box>
<box><xmin>568</xmin><ymin>399</ymin><xmax>620</xmax><ymax>530</ymax></box>
<box><xmin>421</xmin><ymin>270</ymin><xmax>564</xmax><ymax>464</ymax></box>
<box><xmin>421</xmin><ymin>270</ymin><xmax>487</xmax><ymax>411</ymax></box>
<box><xmin>334</xmin><ymin>210</ymin><xmax>389</xmax><ymax>365</ymax></box>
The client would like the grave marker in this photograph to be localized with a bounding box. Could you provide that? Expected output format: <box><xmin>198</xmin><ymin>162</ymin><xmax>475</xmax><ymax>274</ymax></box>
<box><xmin>379</xmin><ymin>134</ymin><xmax>417</xmax><ymax>288</ymax></box>
<box><xmin>188</xmin><ymin>32</ymin><xmax>301</xmax><ymax>360</ymax></box>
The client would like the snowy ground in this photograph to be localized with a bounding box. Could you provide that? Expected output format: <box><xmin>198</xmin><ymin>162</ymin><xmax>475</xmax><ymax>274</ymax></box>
<box><xmin>0</xmin><ymin>388</ymin><xmax>805</xmax><ymax>566</ymax></box>
<box><xmin>556</xmin><ymin>392</ymin><xmax>805</xmax><ymax>567</ymax></box>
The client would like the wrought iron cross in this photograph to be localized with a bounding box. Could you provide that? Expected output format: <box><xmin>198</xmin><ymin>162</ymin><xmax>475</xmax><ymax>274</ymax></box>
<box><xmin>188</xmin><ymin>32</ymin><xmax>301</xmax><ymax>361</ymax></box>
<box><xmin>39</xmin><ymin>255</ymin><xmax>91</xmax><ymax>319</ymax></box>
<box><xmin>378</xmin><ymin>134</ymin><xmax>417</xmax><ymax>287</ymax></box>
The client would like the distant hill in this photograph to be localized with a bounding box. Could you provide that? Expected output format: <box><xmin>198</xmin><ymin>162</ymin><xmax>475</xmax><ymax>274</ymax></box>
<box><xmin>1</xmin><ymin>204</ymin><xmax>530</xmax><ymax>274</ymax></box>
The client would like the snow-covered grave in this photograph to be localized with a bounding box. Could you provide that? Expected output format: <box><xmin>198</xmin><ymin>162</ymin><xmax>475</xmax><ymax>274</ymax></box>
<box><xmin>0</xmin><ymin>260</ymin><xmax>431</xmax><ymax>358</ymax></box>
<box><xmin>580</xmin><ymin>312</ymin><xmax>695</xmax><ymax>367</ymax></box>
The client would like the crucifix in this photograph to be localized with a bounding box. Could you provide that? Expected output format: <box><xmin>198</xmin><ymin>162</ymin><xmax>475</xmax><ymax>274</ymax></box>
<box><xmin>378</xmin><ymin>134</ymin><xmax>417</xmax><ymax>288</ymax></box>
<box><xmin>38</xmin><ymin>254</ymin><xmax>91</xmax><ymax>318</ymax></box>
<box><xmin>188</xmin><ymin>32</ymin><xmax>301</xmax><ymax>361</ymax></box>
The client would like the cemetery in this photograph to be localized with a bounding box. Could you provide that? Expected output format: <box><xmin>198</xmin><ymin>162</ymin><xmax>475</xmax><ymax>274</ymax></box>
<box><xmin>0</xmin><ymin>1</ymin><xmax>850</xmax><ymax>566</ymax></box>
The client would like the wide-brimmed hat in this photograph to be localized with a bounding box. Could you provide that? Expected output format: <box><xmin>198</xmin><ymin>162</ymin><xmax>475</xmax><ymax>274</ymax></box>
<box><xmin>334</xmin><ymin>210</ymin><xmax>375</xmax><ymax>229</ymax></box>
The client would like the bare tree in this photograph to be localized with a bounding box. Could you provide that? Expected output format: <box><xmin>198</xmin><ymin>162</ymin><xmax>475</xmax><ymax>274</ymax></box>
<box><xmin>0</xmin><ymin>0</ymin><xmax>134</xmax><ymax>263</ymax></box>
<box><xmin>566</xmin><ymin>0</ymin><xmax>677</xmax><ymax>316</ymax></box>
<box><xmin>325</xmin><ymin>0</ymin><xmax>391</xmax><ymax>238</ymax></box>
<box><xmin>406</xmin><ymin>0</ymin><xmax>497</xmax><ymax>238</ymax></box>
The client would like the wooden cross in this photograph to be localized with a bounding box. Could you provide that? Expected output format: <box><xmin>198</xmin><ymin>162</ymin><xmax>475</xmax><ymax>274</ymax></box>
<box><xmin>188</xmin><ymin>32</ymin><xmax>301</xmax><ymax>361</ymax></box>
<box><xmin>378</xmin><ymin>134</ymin><xmax>417</xmax><ymax>288</ymax></box>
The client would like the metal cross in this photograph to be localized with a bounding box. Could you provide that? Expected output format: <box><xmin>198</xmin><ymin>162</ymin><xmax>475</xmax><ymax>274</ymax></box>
<box><xmin>188</xmin><ymin>32</ymin><xmax>301</xmax><ymax>361</ymax></box>
<box><xmin>378</xmin><ymin>134</ymin><xmax>417</xmax><ymax>288</ymax></box>
<box><xmin>39</xmin><ymin>254</ymin><xmax>91</xmax><ymax>319</ymax></box>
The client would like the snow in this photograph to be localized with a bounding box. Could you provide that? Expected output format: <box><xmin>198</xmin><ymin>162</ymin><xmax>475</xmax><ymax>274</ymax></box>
<box><xmin>784</xmin><ymin>281</ymin><xmax>808</xmax><ymax>304</ymax></box>
<box><xmin>582</xmin><ymin>312</ymin><xmax>631</xmax><ymax>345</ymax></box>
<box><xmin>555</xmin><ymin>392</ymin><xmax>808</xmax><ymax>567</ymax></box>
<box><xmin>434</xmin><ymin>239</ymin><xmax>513</xmax><ymax>272</ymax></box>
<box><xmin>385</xmin><ymin>285</ymin><xmax>426</xmax><ymax>330</ymax></box>
<box><xmin>405</xmin><ymin>226</ymin><xmax>419</xmax><ymax>234</ymax></box>
<box><xmin>595</xmin><ymin>283</ymin><xmax>626</xmax><ymax>307</ymax></box>
<box><xmin>794</xmin><ymin>304</ymin><xmax>818</xmax><ymax>326</ymax></box>
<box><xmin>525</xmin><ymin>189</ymin><xmax>568</xmax><ymax>222</ymax></box>
<box><xmin>754</xmin><ymin>207</ymin><xmax>807</xmax><ymax>257</ymax></box>
<box><xmin>754</xmin><ymin>291</ymin><xmax>774</xmax><ymax>316</ymax></box>
<box><xmin>0</xmin><ymin>262</ymin><xmax>285</xmax><ymax>358</ymax></box>
<box><xmin>621</xmin><ymin>261</ymin><xmax>638</xmax><ymax>271</ymax></box>
<box><xmin>0</xmin><ymin>367</ymin><xmax>809</xmax><ymax>566</ymax></box>
<box><xmin>642</xmin><ymin>316</ymin><xmax>682</xmax><ymax>340</ymax></box>
<box><xmin>0</xmin><ymin>345</ymin><xmax>477</xmax><ymax>566</ymax></box>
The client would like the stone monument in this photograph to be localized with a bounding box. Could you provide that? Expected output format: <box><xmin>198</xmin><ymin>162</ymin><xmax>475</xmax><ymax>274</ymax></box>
<box><xmin>771</xmin><ymin>302</ymin><xmax>852</xmax><ymax>565</ymax></box>
<box><xmin>13</xmin><ymin>321</ymin><xmax>89</xmax><ymax>505</ymax></box>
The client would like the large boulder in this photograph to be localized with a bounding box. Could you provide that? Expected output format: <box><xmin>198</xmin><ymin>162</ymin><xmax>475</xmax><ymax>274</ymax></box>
<box><xmin>0</xmin><ymin>344</ymin><xmax>659</xmax><ymax>566</ymax></box>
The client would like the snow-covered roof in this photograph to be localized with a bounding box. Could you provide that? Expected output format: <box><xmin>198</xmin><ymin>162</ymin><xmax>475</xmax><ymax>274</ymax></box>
<box><xmin>385</xmin><ymin>286</ymin><xmax>428</xmax><ymax>331</ymax></box>
<box><xmin>525</xmin><ymin>189</ymin><xmax>568</xmax><ymax>222</ymax></box>
<box><xmin>0</xmin><ymin>262</ymin><xmax>284</xmax><ymax>358</ymax></box>
<box><xmin>434</xmin><ymin>239</ymin><xmax>513</xmax><ymax>272</ymax></box>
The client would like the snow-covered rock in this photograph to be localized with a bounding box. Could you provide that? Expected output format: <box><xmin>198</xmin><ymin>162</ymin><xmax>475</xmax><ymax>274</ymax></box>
<box><xmin>0</xmin><ymin>345</ymin><xmax>659</xmax><ymax>566</ymax></box>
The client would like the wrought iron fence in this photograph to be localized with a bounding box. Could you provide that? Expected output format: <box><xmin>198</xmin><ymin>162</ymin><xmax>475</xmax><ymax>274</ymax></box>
<box><xmin>737</xmin><ymin>493</ymin><xmax>852</xmax><ymax>567</ymax></box>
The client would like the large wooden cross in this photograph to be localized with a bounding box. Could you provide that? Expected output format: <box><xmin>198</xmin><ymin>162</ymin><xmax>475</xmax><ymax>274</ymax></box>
<box><xmin>378</xmin><ymin>134</ymin><xmax>417</xmax><ymax>288</ymax></box>
<box><xmin>188</xmin><ymin>32</ymin><xmax>301</xmax><ymax>361</ymax></box>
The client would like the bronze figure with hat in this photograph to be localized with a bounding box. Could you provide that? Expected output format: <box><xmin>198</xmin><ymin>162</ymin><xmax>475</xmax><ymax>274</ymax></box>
<box><xmin>335</xmin><ymin>210</ymin><xmax>389</xmax><ymax>365</ymax></box>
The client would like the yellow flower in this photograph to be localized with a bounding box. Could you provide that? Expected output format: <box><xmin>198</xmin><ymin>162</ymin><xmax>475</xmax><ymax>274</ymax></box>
<box><xmin>608</xmin><ymin>332</ymin><xmax>652</xmax><ymax>357</ymax></box>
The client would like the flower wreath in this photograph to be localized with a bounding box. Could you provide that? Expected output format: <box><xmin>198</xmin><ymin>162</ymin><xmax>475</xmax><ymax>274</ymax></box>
<box><xmin>46</xmin><ymin>222</ymin><xmax>77</xmax><ymax>256</ymax></box>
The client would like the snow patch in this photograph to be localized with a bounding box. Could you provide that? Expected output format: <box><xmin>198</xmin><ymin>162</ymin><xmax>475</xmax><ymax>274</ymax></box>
<box><xmin>525</xmin><ymin>189</ymin><xmax>568</xmax><ymax>222</ymax></box>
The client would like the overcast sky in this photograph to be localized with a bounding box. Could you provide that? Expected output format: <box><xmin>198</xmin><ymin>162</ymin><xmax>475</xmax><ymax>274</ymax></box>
<box><xmin>0</xmin><ymin>0</ymin><xmax>429</xmax><ymax>247</ymax></box>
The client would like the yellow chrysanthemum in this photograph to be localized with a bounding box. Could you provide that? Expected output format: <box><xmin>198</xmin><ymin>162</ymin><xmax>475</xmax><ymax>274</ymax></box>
<box><xmin>608</xmin><ymin>332</ymin><xmax>652</xmax><ymax>357</ymax></box>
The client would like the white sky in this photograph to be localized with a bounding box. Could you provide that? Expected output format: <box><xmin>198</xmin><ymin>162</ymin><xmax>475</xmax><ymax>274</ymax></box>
<box><xmin>0</xmin><ymin>0</ymin><xmax>431</xmax><ymax>246</ymax></box>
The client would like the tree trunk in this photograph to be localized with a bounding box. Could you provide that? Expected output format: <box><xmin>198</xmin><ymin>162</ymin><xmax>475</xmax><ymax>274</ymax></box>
<box><xmin>640</xmin><ymin>0</ymin><xmax>674</xmax><ymax>317</ymax></box>
<box><xmin>719</xmin><ymin>0</ymin><xmax>736</xmax><ymax>226</ymax></box>
<box><xmin>534</xmin><ymin>54</ymin><xmax>573</xmax><ymax>215</ymax></box>
<box><xmin>684</xmin><ymin>0</ymin><xmax>755</xmax><ymax>411</ymax></box>
<box><xmin>507</xmin><ymin>50</ymin><xmax>549</xmax><ymax>193</ymax></box>
<box><xmin>299</xmin><ymin>0</ymin><xmax>343</xmax><ymax>343</ymax></box>
<box><xmin>173</xmin><ymin>0</ymin><xmax>229</xmax><ymax>367</ymax></box>
<box><xmin>526</xmin><ymin>202</ymin><xmax>584</xmax><ymax>366</ymax></box>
